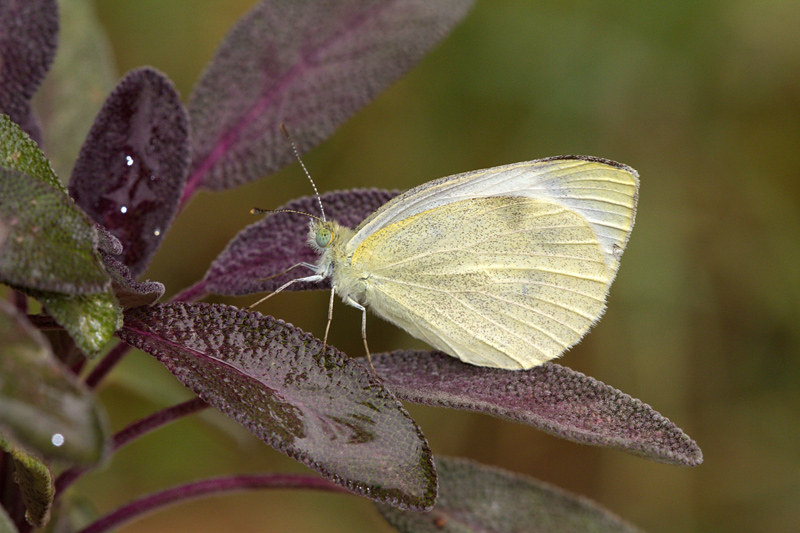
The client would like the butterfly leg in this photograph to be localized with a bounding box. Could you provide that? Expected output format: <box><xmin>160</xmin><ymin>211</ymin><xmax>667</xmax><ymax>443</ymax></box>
<box><xmin>343</xmin><ymin>296</ymin><xmax>374</xmax><ymax>373</ymax></box>
<box><xmin>323</xmin><ymin>286</ymin><xmax>336</xmax><ymax>346</ymax></box>
<box><xmin>246</xmin><ymin>271</ymin><xmax>324</xmax><ymax>310</ymax></box>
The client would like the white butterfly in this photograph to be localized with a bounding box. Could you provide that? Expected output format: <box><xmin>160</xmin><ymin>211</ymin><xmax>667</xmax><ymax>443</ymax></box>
<box><xmin>258</xmin><ymin>155</ymin><xmax>638</xmax><ymax>370</ymax></box>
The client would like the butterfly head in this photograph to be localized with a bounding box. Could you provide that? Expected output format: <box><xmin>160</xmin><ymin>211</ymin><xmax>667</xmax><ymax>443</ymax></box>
<box><xmin>308</xmin><ymin>218</ymin><xmax>356</xmax><ymax>275</ymax></box>
<box><xmin>308</xmin><ymin>219</ymin><xmax>338</xmax><ymax>253</ymax></box>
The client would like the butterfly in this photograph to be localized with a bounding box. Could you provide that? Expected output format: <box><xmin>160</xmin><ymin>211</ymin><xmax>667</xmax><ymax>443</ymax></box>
<box><xmin>255</xmin><ymin>155</ymin><xmax>638</xmax><ymax>370</ymax></box>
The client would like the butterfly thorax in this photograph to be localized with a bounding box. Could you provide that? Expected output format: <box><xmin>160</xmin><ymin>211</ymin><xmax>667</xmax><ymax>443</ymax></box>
<box><xmin>308</xmin><ymin>219</ymin><xmax>366</xmax><ymax>305</ymax></box>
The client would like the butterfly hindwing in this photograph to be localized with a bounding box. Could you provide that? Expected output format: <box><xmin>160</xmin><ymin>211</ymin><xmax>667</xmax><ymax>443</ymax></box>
<box><xmin>349</xmin><ymin>196</ymin><xmax>612</xmax><ymax>369</ymax></box>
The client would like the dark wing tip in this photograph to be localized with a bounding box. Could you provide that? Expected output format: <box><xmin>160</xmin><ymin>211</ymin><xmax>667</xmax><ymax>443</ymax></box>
<box><xmin>541</xmin><ymin>155</ymin><xmax>640</xmax><ymax>179</ymax></box>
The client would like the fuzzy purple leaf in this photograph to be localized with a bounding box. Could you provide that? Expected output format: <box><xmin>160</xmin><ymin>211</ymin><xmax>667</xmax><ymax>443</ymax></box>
<box><xmin>374</xmin><ymin>351</ymin><xmax>703</xmax><ymax>467</ymax></box>
<box><xmin>95</xmin><ymin>224</ymin><xmax>123</xmax><ymax>255</ymax></box>
<box><xmin>203</xmin><ymin>189</ymin><xmax>398</xmax><ymax>297</ymax></box>
<box><xmin>100</xmin><ymin>252</ymin><xmax>164</xmax><ymax>309</ymax></box>
<box><xmin>0</xmin><ymin>0</ymin><xmax>58</xmax><ymax>144</ymax></box>
<box><xmin>186</xmin><ymin>0</ymin><xmax>474</xmax><ymax>195</ymax></box>
<box><xmin>378</xmin><ymin>456</ymin><xmax>642</xmax><ymax>533</ymax></box>
<box><xmin>118</xmin><ymin>302</ymin><xmax>437</xmax><ymax>511</ymax></box>
<box><xmin>69</xmin><ymin>67</ymin><xmax>190</xmax><ymax>278</ymax></box>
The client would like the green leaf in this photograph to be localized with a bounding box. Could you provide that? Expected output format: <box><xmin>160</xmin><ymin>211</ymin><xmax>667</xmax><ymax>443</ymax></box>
<box><xmin>0</xmin><ymin>440</ymin><xmax>54</xmax><ymax>528</ymax></box>
<box><xmin>30</xmin><ymin>287</ymin><xmax>122</xmax><ymax>357</ymax></box>
<box><xmin>0</xmin><ymin>118</ymin><xmax>121</xmax><ymax>355</ymax></box>
<box><xmin>0</xmin><ymin>168</ymin><xmax>110</xmax><ymax>294</ymax></box>
<box><xmin>378</xmin><ymin>457</ymin><xmax>642</xmax><ymax>533</ymax></box>
<box><xmin>32</xmin><ymin>0</ymin><xmax>118</xmax><ymax>180</ymax></box>
<box><xmin>0</xmin><ymin>117</ymin><xmax>111</xmax><ymax>294</ymax></box>
<box><xmin>0</xmin><ymin>300</ymin><xmax>110</xmax><ymax>465</ymax></box>
<box><xmin>0</xmin><ymin>113</ymin><xmax>64</xmax><ymax>193</ymax></box>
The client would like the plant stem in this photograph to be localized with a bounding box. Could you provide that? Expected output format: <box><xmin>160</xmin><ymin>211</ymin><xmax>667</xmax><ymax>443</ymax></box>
<box><xmin>12</xmin><ymin>290</ymin><xmax>27</xmax><ymax>313</ymax></box>
<box><xmin>77</xmin><ymin>474</ymin><xmax>351</xmax><ymax>533</ymax></box>
<box><xmin>25</xmin><ymin>313</ymin><xmax>61</xmax><ymax>329</ymax></box>
<box><xmin>83</xmin><ymin>341</ymin><xmax>131</xmax><ymax>389</ymax></box>
<box><xmin>54</xmin><ymin>397</ymin><xmax>210</xmax><ymax>496</ymax></box>
<box><xmin>116</xmin><ymin>397</ymin><xmax>210</xmax><ymax>450</ymax></box>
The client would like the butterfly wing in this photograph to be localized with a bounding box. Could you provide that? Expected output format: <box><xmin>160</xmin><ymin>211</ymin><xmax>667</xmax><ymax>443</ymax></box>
<box><xmin>350</xmin><ymin>196</ymin><xmax>613</xmax><ymax>369</ymax></box>
<box><xmin>348</xmin><ymin>156</ymin><xmax>639</xmax><ymax>279</ymax></box>
<box><xmin>345</xmin><ymin>157</ymin><xmax>639</xmax><ymax>369</ymax></box>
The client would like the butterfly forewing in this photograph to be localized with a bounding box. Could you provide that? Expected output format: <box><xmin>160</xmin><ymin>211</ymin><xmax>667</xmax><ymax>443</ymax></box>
<box><xmin>347</xmin><ymin>156</ymin><xmax>639</xmax><ymax>281</ymax></box>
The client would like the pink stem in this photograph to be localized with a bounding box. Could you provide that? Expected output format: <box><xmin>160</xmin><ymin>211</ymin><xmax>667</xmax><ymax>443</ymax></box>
<box><xmin>83</xmin><ymin>341</ymin><xmax>131</xmax><ymax>390</ymax></box>
<box><xmin>77</xmin><ymin>474</ymin><xmax>350</xmax><ymax>533</ymax></box>
<box><xmin>55</xmin><ymin>398</ymin><xmax>210</xmax><ymax>495</ymax></box>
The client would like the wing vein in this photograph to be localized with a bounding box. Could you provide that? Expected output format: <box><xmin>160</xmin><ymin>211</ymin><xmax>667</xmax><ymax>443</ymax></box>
<box><xmin>449</xmin><ymin>292</ymin><xmax>567</xmax><ymax>351</ymax></box>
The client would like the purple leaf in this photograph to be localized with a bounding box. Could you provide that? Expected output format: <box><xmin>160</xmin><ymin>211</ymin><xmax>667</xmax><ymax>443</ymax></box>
<box><xmin>203</xmin><ymin>189</ymin><xmax>398</xmax><ymax>296</ymax></box>
<box><xmin>95</xmin><ymin>224</ymin><xmax>123</xmax><ymax>255</ymax></box>
<box><xmin>378</xmin><ymin>456</ymin><xmax>643</xmax><ymax>533</ymax></box>
<box><xmin>186</xmin><ymin>0</ymin><xmax>474</xmax><ymax>194</ymax></box>
<box><xmin>118</xmin><ymin>302</ymin><xmax>437</xmax><ymax>511</ymax></box>
<box><xmin>374</xmin><ymin>351</ymin><xmax>703</xmax><ymax>467</ymax></box>
<box><xmin>0</xmin><ymin>0</ymin><xmax>59</xmax><ymax>144</ymax></box>
<box><xmin>100</xmin><ymin>252</ymin><xmax>165</xmax><ymax>309</ymax></box>
<box><xmin>69</xmin><ymin>67</ymin><xmax>190</xmax><ymax>278</ymax></box>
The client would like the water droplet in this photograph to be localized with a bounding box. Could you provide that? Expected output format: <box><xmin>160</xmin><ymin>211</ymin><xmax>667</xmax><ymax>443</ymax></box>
<box><xmin>153</xmin><ymin>228</ymin><xmax>161</xmax><ymax>237</ymax></box>
<box><xmin>150</xmin><ymin>174</ymin><xmax>157</xmax><ymax>181</ymax></box>
<box><xmin>120</xmin><ymin>206</ymin><xmax>128</xmax><ymax>214</ymax></box>
<box><xmin>51</xmin><ymin>433</ymin><xmax>65</xmax><ymax>447</ymax></box>
<box><xmin>126</xmin><ymin>155</ymin><xmax>134</xmax><ymax>166</ymax></box>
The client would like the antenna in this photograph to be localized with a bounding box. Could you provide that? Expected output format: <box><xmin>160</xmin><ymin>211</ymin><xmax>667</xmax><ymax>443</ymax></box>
<box><xmin>280</xmin><ymin>124</ymin><xmax>326</xmax><ymax>222</ymax></box>
<box><xmin>249</xmin><ymin>207</ymin><xmax>323</xmax><ymax>223</ymax></box>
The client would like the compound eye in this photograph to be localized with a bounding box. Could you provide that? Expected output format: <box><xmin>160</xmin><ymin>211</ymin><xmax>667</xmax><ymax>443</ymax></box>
<box><xmin>315</xmin><ymin>227</ymin><xmax>333</xmax><ymax>248</ymax></box>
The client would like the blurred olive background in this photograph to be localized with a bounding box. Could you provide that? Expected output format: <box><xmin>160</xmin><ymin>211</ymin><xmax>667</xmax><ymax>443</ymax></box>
<box><xmin>54</xmin><ymin>0</ymin><xmax>800</xmax><ymax>531</ymax></box>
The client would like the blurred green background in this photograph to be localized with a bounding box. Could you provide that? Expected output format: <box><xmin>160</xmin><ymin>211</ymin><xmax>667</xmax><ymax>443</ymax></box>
<box><xmin>52</xmin><ymin>0</ymin><xmax>800</xmax><ymax>531</ymax></box>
